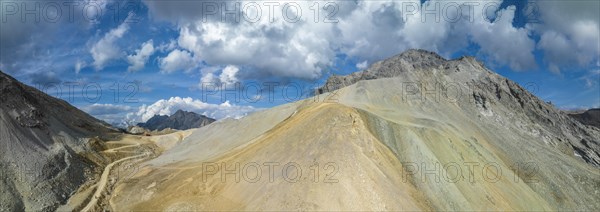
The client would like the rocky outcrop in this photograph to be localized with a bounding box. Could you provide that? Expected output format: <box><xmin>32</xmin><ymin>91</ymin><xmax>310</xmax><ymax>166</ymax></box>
<box><xmin>318</xmin><ymin>49</ymin><xmax>452</xmax><ymax>94</ymax></box>
<box><xmin>137</xmin><ymin>110</ymin><xmax>215</xmax><ymax>131</ymax></box>
<box><xmin>0</xmin><ymin>71</ymin><xmax>116</xmax><ymax>211</ymax></box>
<box><xmin>569</xmin><ymin>108</ymin><xmax>600</xmax><ymax>128</ymax></box>
<box><xmin>127</xmin><ymin>126</ymin><xmax>147</xmax><ymax>135</ymax></box>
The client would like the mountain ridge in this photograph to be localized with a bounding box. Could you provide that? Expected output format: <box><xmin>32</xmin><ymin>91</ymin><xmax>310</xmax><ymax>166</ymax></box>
<box><xmin>318</xmin><ymin>49</ymin><xmax>487</xmax><ymax>94</ymax></box>
<box><xmin>318</xmin><ymin>49</ymin><xmax>600</xmax><ymax>167</ymax></box>
<box><xmin>137</xmin><ymin>109</ymin><xmax>215</xmax><ymax>131</ymax></box>
<box><xmin>569</xmin><ymin>108</ymin><xmax>600</xmax><ymax>129</ymax></box>
<box><xmin>109</xmin><ymin>50</ymin><xmax>600</xmax><ymax>211</ymax></box>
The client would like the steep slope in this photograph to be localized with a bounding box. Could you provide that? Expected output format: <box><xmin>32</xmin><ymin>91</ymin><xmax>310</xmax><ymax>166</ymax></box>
<box><xmin>569</xmin><ymin>108</ymin><xmax>600</xmax><ymax>128</ymax></box>
<box><xmin>108</xmin><ymin>50</ymin><xmax>600</xmax><ymax>211</ymax></box>
<box><xmin>0</xmin><ymin>71</ymin><xmax>116</xmax><ymax>211</ymax></box>
<box><xmin>137</xmin><ymin>110</ymin><xmax>215</xmax><ymax>131</ymax></box>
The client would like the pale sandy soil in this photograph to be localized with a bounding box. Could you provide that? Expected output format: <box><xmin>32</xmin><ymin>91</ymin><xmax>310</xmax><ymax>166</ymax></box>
<box><xmin>63</xmin><ymin>77</ymin><xmax>600</xmax><ymax>211</ymax></box>
<box><xmin>104</xmin><ymin>78</ymin><xmax>600</xmax><ymax>211</ymax></box>
<box><xmin>58</xmin><ymin>130</ymin><xmax>194</xmax><ymax>211</ymax></box>
<box><xmin>56</xmin><ymin>51</ymin><xmax>600</xmax><ymax>211</ymax></box>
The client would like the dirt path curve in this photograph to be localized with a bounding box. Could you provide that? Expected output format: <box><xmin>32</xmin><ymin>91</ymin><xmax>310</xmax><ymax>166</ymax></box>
<box><xmin>102</xmin><ymin>142</ymin><xmax>139</xmax><ymax>153</ymax></box>
<box><xmin>81</xmin><ymin>153</ymin><xmax>146</xmax><ymax>212</ymax></box>
<box><xmin>77</xmin><ymin>131</ymin><xmax>194</xmax><ymax>211</ymax></box>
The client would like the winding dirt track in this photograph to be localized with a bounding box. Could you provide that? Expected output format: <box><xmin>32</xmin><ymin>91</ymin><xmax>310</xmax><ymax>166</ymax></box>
<box><xmin>102</xmin><ymin>141</ymin><xmax>139</xmax><ymax>153</ymax></box>
<box><xmin>78</xmin><ymin>131</ymin><xmax>193</xmax><ymax>211</ymax></box>
<box><xmin>81</xmin><ymin>155</ymin><xmax>145</xmax><ymax>211</ymax></box>
<box><xmin>81</xmin><ymin>142</ymin><xmax>148</xmax><ymax>212</ymax></box>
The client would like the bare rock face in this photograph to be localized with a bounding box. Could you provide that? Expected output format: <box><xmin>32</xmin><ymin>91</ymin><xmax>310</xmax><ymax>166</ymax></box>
<box><xmin>127</xmin><ymin>126</ymin><xmax>147</xmax><ymax>135</ymax></box>
<box><xmin>0</xmin><ymin>71</ymin><xmax>116</xmax><ymax>211</ymax></box>
<box><xmin>137</xmin><ymin>110</ymin><xmax>215</xmax><ymax>131</ymax></box>
<box><xmin>318</xmin><ymin>49</ymin><xmax>450</xmax><ymax>93</ymax></box>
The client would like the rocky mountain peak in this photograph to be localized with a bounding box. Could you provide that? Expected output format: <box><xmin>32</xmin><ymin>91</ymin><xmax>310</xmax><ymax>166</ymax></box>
<box><xmin>318</xmin><ymin>49</ymin><xmax>486</xmax><ymax>94</ymax></box>
<box><xmin>396</xmin><ymin>49</ymin><xmax>447</xmax><ymax>63</ymax></box>
<box><xmin>137</xmin><ymin>110</ymin><xmax>215</xmax><ymax>131</ymax></box>
<box><xmin>172</xmin><ymin>109</ymin><xmax>192</xmax><ymax>118</ymax></box>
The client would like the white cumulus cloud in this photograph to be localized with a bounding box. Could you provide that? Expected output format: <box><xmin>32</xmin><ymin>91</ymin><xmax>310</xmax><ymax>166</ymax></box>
<box><xmin>129</xmin><ymin>96</ymin><xmax>259</xmax><ymax>123</ymax></box>
<box><xmin>159</xmin><ymin>49</ymin><xmax>197</xmax><ymax>73</ymax></box>
<box><xmin>219</xmin><ymin>65</ymin><xmax>240</xmax><ymax>86</ymax></box>
<box><xmin>468</xmin><ymin>5</ymin><xmax>537</xmax><ymax>70</ymax></box>
<box><xmin>199</xmin><ymin>65</ymin><xmax>242</xmax><ymax>88</ymax></box>
<box><xmin>141</xmin><ymin>0</ymin><xmax>545</xmax><ymax>80</ymax></box>
<box><xmin>530</xmin><ymin>0</ymin><xmax>600</xmax><ymax>72</ymax></box>
<box><xmin>90</xmin><ymin>15</ymin><xmax>131</xmax><ymax>70</ymax></box>
<box><xmin>127</xmin><ymin>39</ymin><xmax>156</xmax><ymax>72</ymax></box>
<box><xmin>356</xmin><ymin>61</ymin><xmax>368</xmax><ymax>70</ymax></box>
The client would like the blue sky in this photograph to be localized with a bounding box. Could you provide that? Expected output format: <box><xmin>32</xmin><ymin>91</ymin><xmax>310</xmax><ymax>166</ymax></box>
<box><xmin>1</xmin><ymin>0</ymin><xmax>598</xmax><ymax>126</ymax></box>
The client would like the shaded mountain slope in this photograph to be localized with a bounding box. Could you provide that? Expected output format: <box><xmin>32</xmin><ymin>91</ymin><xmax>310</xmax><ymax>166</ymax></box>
<box><xmin>109</xmin><ymin>50</ymin><xmax>600</xmax><ymax>211</ymax></box>
<box><xmin>137</xmin><ymin>110</ymin><xmax>215</xmax><ymax>131</ymax></box>
<box><xmin>569</xmin><ymin>108</ymin><xmax>600</xmax><ymax>128</ymax></box>
<box><xmin>0</xmin><ymin>71</ymin><xmax>116</xmax><ymax>211</ymax></box>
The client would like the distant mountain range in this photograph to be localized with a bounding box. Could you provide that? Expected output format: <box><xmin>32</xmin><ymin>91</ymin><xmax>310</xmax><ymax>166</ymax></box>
<box><xmin>569</xmin><ymin>108</ymin><xmax>600</xmax><ymax>128</ymax></box>
<box><xmin>137</xmin><ymin>110</ymin><xmax>215</xmax><ymax>131</ymax></box>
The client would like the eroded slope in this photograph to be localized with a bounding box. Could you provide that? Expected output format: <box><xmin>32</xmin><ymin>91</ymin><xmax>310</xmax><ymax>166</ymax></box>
<box><xmin>107</xmin><ymin>50</ymin><xmax>600</xmax><ymax>211</ymax></box>
<box><xmin>0</xmin><ymin>71</ymin><xmax>116</xmax><ymax>211</ymax></box>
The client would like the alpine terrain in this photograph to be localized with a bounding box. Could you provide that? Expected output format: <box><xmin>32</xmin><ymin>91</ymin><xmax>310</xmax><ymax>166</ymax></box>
<box><xmin>1</xmin><ymin>50</ymin><xmax>599</xmax><ymax>211</ymax></box>
<box><xmin>0</xmin><ymin>71</ymin><xmax>116</xmax><ymax>211</ymax></box>
<box><xmin>101</xmin><ymin>50</ymin><xmax>600</xmax><ymax>211</ymax></box>
<box><xmin>1</xmin><ymin>0</ymin><xmax>599</xmax><ymax>210</ymax></box>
